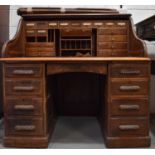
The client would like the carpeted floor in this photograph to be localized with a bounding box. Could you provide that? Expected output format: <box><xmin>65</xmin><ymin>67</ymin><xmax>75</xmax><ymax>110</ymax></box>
<box><xmin>0</xmin><ymin>116</ymin><xmax>155</xmax><ymax>149</ymax></box>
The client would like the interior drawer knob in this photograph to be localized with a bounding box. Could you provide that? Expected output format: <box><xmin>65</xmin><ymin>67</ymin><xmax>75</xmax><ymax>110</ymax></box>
<box><xmin>119</xmin><ymin>104</ymin><xmax>140</xmax><ymax>110</ymax></box>
<box><xmin>14</xmin><ymin>125</ymin><xmax>36</xmax><ymax>131</ymax></box>
<box><xmin>120</xmin><ymin>70</ymin><xmax>141</xmax><ymax>75</ymax></box>
<box><xmin>13</xmin><ymin>86</ymin><xmax>34</xmax><ymax>91</ymax></box>
<box><xmin>119</xmin><ymin>125</ymin><xmax>140</xmax><ymax>130</ymax></box>
<box><xmin>14</xmin><ymin>105</ymin><xmax>34</xmax><ymax>110</ymax></box>
<box><xmin>13</xmin><ymin>70</ymin><xmax>34</xmax><ymax>75</ymax></box>
<box><xmin>119</xmin><ymin>85</ymin><xmax>140</xmax><ymax>91</ymax></box>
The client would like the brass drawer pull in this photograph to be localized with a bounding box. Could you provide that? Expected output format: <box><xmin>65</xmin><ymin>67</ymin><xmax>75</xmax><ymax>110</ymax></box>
<box><xmin>37</xmin><ymin>30</ymin><xmax>46</xmax><ymax>34</ymax></box>
<box><xmin>117</xmin><ymin>22</ymin><xmax>126</xmax><ymax>26</ymax></box>
<box><xmin>119</xmin><ymin>125</ymin><xmax>140</xmax><ymax>130</ymax></box>
<box><xmin>120</xmin><ymin>85</ymin><xmax>140</xmax><ymax>91</ymax></box>
<box><xmin>49</xmin><ymin>23</ymin><xmax>57</xmax><ymax>26</ymax></box>
<box><xmin>13</xmin><ymin>70</ymin><xmax>34</xmax><ymax>75</ymax></box>
<box><xmin>83</xmin><ymin>22</ymin><xmax>91</xmax><ymax>26</ymax></box>
<box><xmin>14</xmin><ymin>125</ymin><xmax>36</xmax><ymax>131</ymax></box>
<box><xmin>119</xmin><ymin>105</ymin><xmax>140</xmax><ymax>110</ymax></box>
<box><xmin>94</xmin><ymin>22</ymin><xmax>103</xmax><ymax>26</ymax></box>
<box><xmin>120</xmin><ymin>70</ymin><xmax>141</xmax><ymax>75</ymax></box>
<box><xmin>60</xmin><ymin>23</ymin><xmax>69</xmax><ymax>26</ymax></box>
<box><xmin>26</xmin><ymin>30</ymin><xmax>35</xmax><ymax>34</ymax></box>
<box><xmin>26</xmin><ymin>23</ymin><xmax>35</xmax><ymax>27</ymax></box>
<box><xmin>13</xmin><ymin>86</ymin><xmax>34</xmax><ymax>91</ymax></box>
<box><xmin>14</xmin><ymin>105</ymin><xmax>34</xmax><ymax>110</ymax></box>
<box><xmin>106</xmin><ymin>22</ymin><xmax>114</xmax><ymax>26</ymax></box>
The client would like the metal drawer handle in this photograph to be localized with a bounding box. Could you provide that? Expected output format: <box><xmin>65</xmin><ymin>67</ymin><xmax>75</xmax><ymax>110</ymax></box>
<box><xmin>119</xmin><ymin>104</ymin><xmax>140</xmax><ymax>110</ymax></box>
<box><xmin>14</xmin><ymin>105</ymin><xmax>34</xmax><ymax>110</ymax></box>
<box><xmin>60</xmin><ymin>23</ymin><xmax>69</xmax><ymax>26</ymax></box>
<box><xmin>83</xmin><ymin>22</ymin><xmax>91</xmax><ymax>26</ymax></box>
<box><xmin>106</xmin><ymin>22</ymin><xmax>114</xmax><ymax>26</ymax></box>
<box><xmin>13</xmin><ymin>86</ymin><xmax>34</xmax><ymax>91</ymax></box>
<box><xmin>37</xmin><ymin>30</ymin><xmax>46</xmax><ymax>34</ymax></box>
<box><xmin>120</xmin><ymin>85</ymin><xmax>140</xmax><ymax>91</ymax></box>
<box><xmin>26</xmin><ymin>30</ymin><xmax>35</xmax><ymax>34</ymax></box>
<box><xmin>13</xmin><ymin>70</ymin><xmax>34</xmax><ymax>75</ymax></box>
<box><xmin>120</xmin><ymin>70</ymin><xmax>141</xmax><ymax>75</ymax></box>
<box><xmin>14</xmin><ymin>125</ymin><xmax>36</xmax><ymax>131</ymax></box>
<box><xmin>94</xmin><ymin>22</ymin><xmax>103</xmax><ymax>26</ymax></box>
<box><xmin>49</xmin><ymin>23</ymin><xmax>57</xmax><ymax>26</ymax></box>
<box><xmin>119</xmin><ymin>125</ymin><xmax>140</xmax><ymax>130</ymax></box>
<box><xmin>117</xmin><ymin>22</ymin><xmax>126</xmax><ymax>26</ymax></box>
<box><xmin>26</xmin><ymin>23</ymin><xmax>35</xmax><ymax>27</ymax></box>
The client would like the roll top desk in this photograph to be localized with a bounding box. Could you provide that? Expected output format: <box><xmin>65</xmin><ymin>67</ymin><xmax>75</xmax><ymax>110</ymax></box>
<box><xmin>0</xmin><ymin>8</ymin><xmax>151</xmax><ymax>148</ymax></box>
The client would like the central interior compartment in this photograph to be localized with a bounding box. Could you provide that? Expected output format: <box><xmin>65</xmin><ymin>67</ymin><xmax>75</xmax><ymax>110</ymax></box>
<box><xmin>47</xmin><ymin>72</ymin><xmax>106</xmax><ymax>141</ymax></box>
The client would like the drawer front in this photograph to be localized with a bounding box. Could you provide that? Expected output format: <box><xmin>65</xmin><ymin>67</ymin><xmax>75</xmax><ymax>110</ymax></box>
<box><xmin>98</xmin><ymin>42</ymin><xmax>112</xmax><ymax>49</ymax></box>
<box><xmin>5</xmin><ymin>98</ymin><xmax>43</xmax><ymax>116</ymax></box>
<box><xmin>110</xmin><ymin>98</ymin><xmax>149</xmax><ymax>116</ymax></box>
<box><xmin>5</xmin><ymin>118</ymin><xmax>44</xmax><ymax>136</ymax></box>
<box><xmin>98</xmin><ymin>35</ymin><xmax>127</xmax><ymax>42</ymax></box>
<box><xmin>25</xmin><ymin>22</ymin><xmax>36</xmax><ymax>29</ymax></box>
<box><xmin>111</xmin><ymin>79</ymin><xmax>149</xmax><ymax>96</ymax></box>
<box><xmin>98</xmin><ymin>42</ymin><xmax>128</xmax><ymax>50</ymax></box>
<box><xmin>111</xmin><ymin>50</ymin><xmax>128</xmax><ymax>57</ymax></box>
<box><xmin>5</xmin><ymin>79</ymin><xmax>43</xmax><ymax>96</ymax></box>
<box><xmin>109</xmin><ymin>118</ymin><xmax>149</xmax><ymax>137</ymax></box>
<box><xmin>5</xmin><ymin>64</ymin><xmax>43</xmax><ymax>78</ymax></box>
<box><xmin>110</xmin><ymin>62</ymin><xmax>149</xmax><ymax>78</ymax></box>
<box><xmin>26</xmin><ymin>47</ymin><xmax>55</xmax><ymax>57</ymax></box>
<box><xmin>98</xmin><ymin>28</ymin><xmax>127</xmax><ymax>35</ymax></box>
<box><xmin>36</xmin><ymin>21</ymin><xmax>48</xmax><ymax>29</ymax></box>
<box><xmin>97</xmin><ymin>50</ymin><xmax>112</xmax><ymax>57</ymax></box>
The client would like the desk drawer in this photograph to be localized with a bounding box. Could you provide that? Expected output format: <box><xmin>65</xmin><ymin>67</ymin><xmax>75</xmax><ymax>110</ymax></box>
<box><xmin>5</xmin><ymin>64</ymin><xmax>43</xmax><ymax>78</ymax></box>
<box><xmin>109</xmin><ymin>118</ymin><xmax>149</xmax><ymax>137</ymax></box>
<box><xmin>5</xmin><ymin>98</ymin><xmax>43</xmax><ymax>116</ymax></box>
<box><xmin>110</xmin><ymin>98</ymin><xmax>149</xmax><ymax>116</ymax></box>
<box><xmin>98</xmin><ymin>35</ymin><xmax>127</xmax><ymax>42</ymax></box>
<box><xmin>111</xmin><ymin>79</ymin><xmax>149</xmax><ymax>96</ymax></box>
<box><xmin>98</xmin><ymin>28</ymin><xmax>127</xmax><ymax>35</ymax></box>
<box><xmin>5</xmin><ymin>117</ymin><xmax>44</xmax><ymax>136</ymax></box>
<box><xmin>5</xmin><ymin>79</ymin><xmax>43</xmax><ymax>96</ymax></box>
<box><xmin>110</xmin><ymin>62</ymin><xmax>149</xmax><ymax>78</ymax></box>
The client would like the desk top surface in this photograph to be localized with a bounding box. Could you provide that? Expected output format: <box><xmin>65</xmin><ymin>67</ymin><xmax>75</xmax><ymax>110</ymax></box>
<box><xmin>0</xmin><ymin>57</ymin><xmax>150</xmax><ymax>62</ymax></box>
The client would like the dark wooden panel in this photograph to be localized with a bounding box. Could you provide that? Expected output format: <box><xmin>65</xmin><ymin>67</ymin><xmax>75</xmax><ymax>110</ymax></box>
<box><xmin>51</xmin><ymin>72</ymin><xmax>105</xmax><ymax>116</ymax></box>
